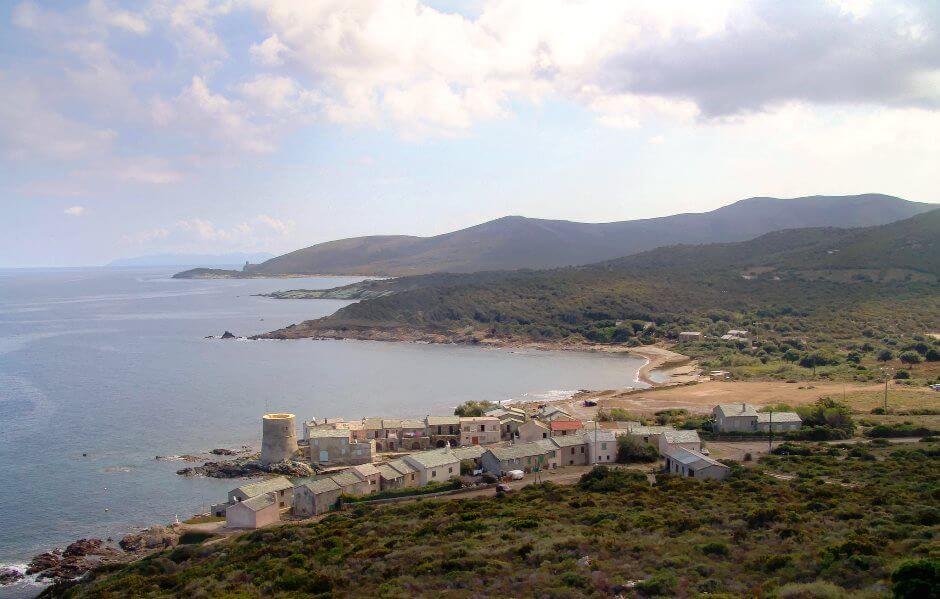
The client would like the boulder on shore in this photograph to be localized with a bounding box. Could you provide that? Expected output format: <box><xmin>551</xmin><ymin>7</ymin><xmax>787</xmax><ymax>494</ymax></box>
<box><xmin>220</xmin><ymin>331</ymin><xmax>237</xmax><ymax>339</ymax></box>
<box><xmin>63</xmin><ymin>538</ymin><xmax>103</xmax><ymax>558</ymax></box>
<box><xmin>119</xmin><ymin>525</ymin><xmax>180</xmax><ymax>553</ymax></box>
<box><xmin>210</xmin><ymin>448</ymin><xmax>236</xmax><ymax>456</ymax></box>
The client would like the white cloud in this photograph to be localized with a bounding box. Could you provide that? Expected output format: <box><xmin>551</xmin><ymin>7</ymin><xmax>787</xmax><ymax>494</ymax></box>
<box><xmin>250</xmin><ymin>34</ymin><xmax>288</xmax><ymax>66</ymax></box>
<box><xmin>64</xmin><ymin>205</ymin><xmax>85</xmax><ymax>216</ymax></box>
<box><xmin>126</xmin><ymin>214</ymin><xmax>295</xmax><ymax>250</ymax></box>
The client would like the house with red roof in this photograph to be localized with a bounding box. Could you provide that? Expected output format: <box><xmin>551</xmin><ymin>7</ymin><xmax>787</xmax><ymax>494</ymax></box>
<box><xmin>549</xmin><ymin>419</ymin><xmax>584</xmax><ymax>437</ymax></box>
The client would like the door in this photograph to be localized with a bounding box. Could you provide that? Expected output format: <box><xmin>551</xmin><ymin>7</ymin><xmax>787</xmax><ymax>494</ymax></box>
<box><xmin>319</xmin><ymin>450</ymin><xmax>328</xmax><ymax>462</ymax></box>
<box><xmin>472</xmin><ymin>436</ymin><xmax>478</xmax><ymax>444</ymax></box>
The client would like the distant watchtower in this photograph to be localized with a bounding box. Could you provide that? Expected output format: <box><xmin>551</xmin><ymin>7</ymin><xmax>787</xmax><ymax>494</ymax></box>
<box><xmin>261</xmin><ymin>413</ymin><xmax>298</xmax><ymax>464</ymax></box>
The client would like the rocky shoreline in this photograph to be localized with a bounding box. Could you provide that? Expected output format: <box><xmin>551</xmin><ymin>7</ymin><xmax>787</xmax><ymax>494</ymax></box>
<box><xmin>175</xmin><ymin>455</ymin><xmax>314</xmax><ymax>478</ymax></box>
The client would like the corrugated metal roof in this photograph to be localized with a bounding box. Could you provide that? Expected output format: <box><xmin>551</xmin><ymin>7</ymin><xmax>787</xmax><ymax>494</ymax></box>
<box><xmin>662</xmin><ymin>429</ymin><xmax>701</xmax><ymax>445</ymax></box>
<box><xmin>237</xmin><ymin>493</ymin><xmax>276</xmax><ymax>511</ymax></box>
<box><xmin>716</xmin><ymin>403</ymin><xmax>759</xmax><ymax>417</ymax></box>
<box><xmin>757</xmin><ymin>412</ymin><xmax>802</xmax><ymax>423</ymax></box>
<box><xmin>234</xmin><ymin>476</ymin><xmax>293</xmax><ymax>498</ymax></box>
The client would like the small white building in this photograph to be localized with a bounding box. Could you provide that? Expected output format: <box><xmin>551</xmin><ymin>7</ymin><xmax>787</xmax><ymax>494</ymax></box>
<box><xmin>678</xmin><ymin>331</ymin><xmax>703</xmax><ymax>342</ymax></box>
<box><xmin>586</xmin><ymin>430</ymin><xmax>618</xmax><ymax>464</ymax></box>
<box><xmin>402</xmin><ymin>450</ymin><xmax>460</xmax><ymax>485</ymax></box>
<box><xmin>226</xmin><ymin>493</ymin><xmax>280</xmax><ymax>529</ymax></box>
<box><xmin>658</xmin><ymin>429</ymin><xmax>702</xmax><ymax>455</ymax></box>
<box><xmin>663</xmin><ymin>447</ymin><xmax>730</xmax><ymax>481</ymax></box>
<box><xmin>228</xmin><ymin>477</ymin><xmax>293</xmax><ymax>509</ymax></box>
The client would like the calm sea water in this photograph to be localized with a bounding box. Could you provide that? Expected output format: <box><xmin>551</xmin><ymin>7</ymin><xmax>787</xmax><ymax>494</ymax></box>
<box><xmin>0</xmin><ymin>267</ymin><xmax>646</xmax><ymax>595</ymax></box>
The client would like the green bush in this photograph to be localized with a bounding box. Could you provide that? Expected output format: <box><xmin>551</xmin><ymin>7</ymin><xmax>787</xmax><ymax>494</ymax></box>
<box><xmin>577</xmin><ymin>466</ymin><xmax>647</xmax><ymax>492</ymax></box>
<box><xmin>891</xmin><ymin>558</ymin><xmax>939</xmax><ymax>599</ymax></box>
<box><xmin>616</xmin><ymin>436</ymin><xmax>659</xmax><ymax>464</ymax></box>
<box><xmin>865</xmin><ymin>424</ymin><xmax>938</xmax><ymax>439</ymax></box>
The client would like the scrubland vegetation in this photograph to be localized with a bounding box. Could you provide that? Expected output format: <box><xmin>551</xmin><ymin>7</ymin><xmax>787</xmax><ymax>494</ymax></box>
<box><xmin>52</xmin><ymin>441</ymin><xmax>939</xmax><ymax>598</ymax></box>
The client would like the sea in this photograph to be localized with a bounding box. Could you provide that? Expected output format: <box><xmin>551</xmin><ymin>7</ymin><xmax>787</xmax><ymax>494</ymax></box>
<box><xmin>0</xmin><ymin>267</ymin><xmax>647</xmax><ymax>596</ymax></box>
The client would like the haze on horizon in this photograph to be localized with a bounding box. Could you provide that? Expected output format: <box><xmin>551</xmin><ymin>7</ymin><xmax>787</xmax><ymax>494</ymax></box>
<box><xmin>2</xmin><ymin>0</ymin><xmax>939</xmax><ymax>267</ymax></box>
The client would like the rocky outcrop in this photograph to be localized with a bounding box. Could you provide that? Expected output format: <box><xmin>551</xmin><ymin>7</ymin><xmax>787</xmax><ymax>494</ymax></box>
<box><xmin>176</xmin><ymin>456</ymin><xmax>313</xmax><ymax>479</ymax></box>
<box><xmin>0</xmin><ymin>567</ymin><xmax>23</xmax><ymax>585</ymax></box>
<box><xmin>220</xmin><ymin>331</ymin><xmax>237</xmax><ymax>339</ymax></box>
<box><xmin>24</xmin><ymin>539</ymin><xmax>126</xmax><ymax>582</ymax></box>
<box><xmin>118</xmin><ymin>526</ymin><xmax>180</xmax><ymax>553</ymax></box>
<box><xmin>209</xmin><ymin>448</ymin><xmax>236</xmax><ymax>455</ymax></box>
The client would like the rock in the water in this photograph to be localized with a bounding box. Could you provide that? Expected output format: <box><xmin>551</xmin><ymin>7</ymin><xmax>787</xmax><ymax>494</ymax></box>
<box><xmin>0</xmin><ymin>567</ymin><xmax>24</xmax><ymax>585</ymax></box>
<box><xmin>220</xmin><ymin>331</ymin><xmax>236</xmax><ymax>339</ymax></box>
<box><xmin>27</xmin><ymin>551</ymin><xmax>61</xmax><ymax>575</ymax></box>
<box><xmin>210</xmin><ymin>448</ymin><xmax>236</xmax><ymax>456</ymax></box>
<box><xmin>176</xmin><ymin>455</ymin><xmax>312</xmax><ymax>478</ymax></box>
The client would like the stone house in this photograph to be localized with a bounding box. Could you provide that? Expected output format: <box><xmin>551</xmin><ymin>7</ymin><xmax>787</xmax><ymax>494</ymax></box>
<box><xmin>425</xmin><ymin>415</ymin><xmax>460</xmax><ymax>447</ymax></box>
<box><xmin>351</xmin><ymin>463</ymin><xmax>381</xmax><ymax>494</ymax></box>
<box><xmin>459</xmin><ymin>417</ymin><xmax>501</xmax><ymax>446</ymax></box>
<box><xmin>451</xmin><ymin>445</ymin><xmax>487</xmax><ymax>472</ymax></box>
<box><xmin>537</xmin><ymin>405</ymin><xmax>573</xmax><ymax>422</ymax></box>
<box><xmin>713</xmin><ymin>404</ymin><xmax>802</xmax><ymax>433</ymax></box>
<box><xmin>226</xmin><ymin>493</ymin><xmax>280</xmax><ymax>529</ymax></box>
<box><xmin>663</xmin><ymin>447</ymin><xmax>730</xmax><ymax>481</ymax></box>
<box><xmin>757</xmin><ymin>411</ymin><xmax>803</xmax><ymax>432</ymax></box>
<box><xmin>330</xmin><ymin>469</ymin><xmax>370</xmax><ymax>496</ymax></box>
<box><xmin>516</xmin><ymin>419</ymin><xmax>550</xmax><ymax>443</ymax></box>
<box><xmin>678</xmin><ymin>331</ymin><xmax>703</xmax><ymax>342</ymax></box>
<box><xmin>386</xmin><ymin>458</ymin><xmax>420</xmax><ymax>488</ymax></box>
<box><xmin>292</xmin><ymin>478</ymin><xmax>342</xmax><ymax>517</ymax></box>
<box><xmin>547</xmin><ymin>434</ymin><xmax>589</xmax><ymax>467</ymax></box>
<box><xmin>481</xmin><ymin>443</ymin><xmax>554</xmax><ymax>475</ymax></box>
<box><xmin>403</xmin><ymin>450</ymin><xmax>460</xmax><ymax>485</ymax></box>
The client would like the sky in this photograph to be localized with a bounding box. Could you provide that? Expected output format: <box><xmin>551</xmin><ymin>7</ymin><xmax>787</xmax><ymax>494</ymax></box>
<box><xmin>1</xmin><ymin>0</ymin><xmax>939</xmax><ymax>267</ymax></box>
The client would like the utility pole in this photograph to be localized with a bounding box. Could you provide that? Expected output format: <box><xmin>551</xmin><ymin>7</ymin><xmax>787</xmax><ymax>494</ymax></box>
<box><xmin>884</xmin><ymin>370</ymin><xmax>889</xmax><ymax>413</ymax></box>
<box><xmin>593</xmin><ymin>419</ymin><xmax>598</xmax><ymax>466</ymax></box>
<box><xmin>768</xmin><ymin>410</ymin><xmax>773</xmax><ymax>453</ymax></box>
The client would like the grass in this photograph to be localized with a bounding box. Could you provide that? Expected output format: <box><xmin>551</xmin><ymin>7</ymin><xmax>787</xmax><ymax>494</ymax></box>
<box><xmin>54</xmin><ymin>442</ymin><xmax>939</xmax><ymax>598</ymax></box>
<box><xmin>181</xmin><ymin>515</ymin><xmax>224</xmax><ymax>525</ymax></box>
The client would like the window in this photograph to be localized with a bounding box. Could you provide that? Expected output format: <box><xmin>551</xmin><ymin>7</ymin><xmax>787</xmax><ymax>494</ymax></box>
<box><xmin>601</xmin><ymin>443</ymin><xmax>607</xmax><ymax>450</ymax></box>
<box><xmin>580</xmin><ymin>447</ymin><xmax>585</xmax><ymax>454</ymax></box>
<box><xmin>448</xmin><ymin>467</ymin><xmax>453</xmax><ymax>474</ymax></box>
<box><xmin>432</xmin><ymin>471</ymin><xmax>436</xmax><ymax>477</ymax></box>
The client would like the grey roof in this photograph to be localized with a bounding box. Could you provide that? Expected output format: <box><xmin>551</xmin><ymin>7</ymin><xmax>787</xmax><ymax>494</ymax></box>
<box><xmin>548</xmin><ymin>433</ymin><xmax>590</xmax><ymax>448</ymax></box>
<box><xmin>237</xmin><ymin>493</ymin><xmax>276</xmax><ymax>512</ymax></box>
<box><xmin>382</xmin><ymin>419</ymin><xmax>403</xmax><ymax>429</ymax></box>
<box><xmin>535</xmin><ymin>438</ymin><xmax>561</xmax><ymax>452</ymax></box>
<box><xmin>586</xmin><ymin>430</ymin><xmax>618</xmax><ymax>444</ymax></box>
<box><xmin>668</xmin><ymin>447</ymin><xmax>729</xmax><ymax>470</ymax></box>
<box><xmin>353</xmin><ymin>463</ymin><xmax>380</xmax><ymax>478</ymax></box>
<box><xmin>302</xmin><ymin>478</ymin><xmax>341</xmax><ymax>495</ymax></box>
<box><xmin>715</xmin><ymin>403</ymin><xmax>759</xmax><ymax>417</ymax></box>
<box><xmin>451</xmin><ymin>445</ymin><xmax>486</xmax><ymax>460</ymax></box>
<box><xmin>234</xmin><ymin>477</ymin><xmax>293</xmax><ymax>498</ymax></box>
<box><xmin>757</xmin><ymin>412</ymin><xmax>802</xmax><ymax>423</ymax></box>
<box><xmin>376</xmin><ymin>464</ymin><xmax>403</xmax><ymax>480</ymax></box>
<box><xmin>540</xmin><ymin>405</ymin><xmax>570</xmax><ymax>416</ymax></box>
<box><xmin>626</xmin><ymin>425</ymin><xmax>671</xmax><ymax>436</ymax></box>
<box><xmin>521</xmin><ymin>419</ymin><xmax>549</xmax><ymax>430</ymax></box>
<box><xmin>387</xmin><ymin>459</ymin><xmax>416</xmax><ymax>476</ymax></box>
<box><xmin>662</xmin><ymin>429</ymin><xmax>701</xmax><ymax>445</ymax></box>
<box><xmin>330</xmin><ymin>470</ymin><xmax>364</xmax><ymax>489</ymax></box>
<box><xmin>400</xmin><ymin>419</ymin><xmax>427</xmax><ymax>429</ymax></box>
<box><xmin>404</xmin><ymin>450</ymin><xmax>459</xmax><ymax>469</ymax></box>
<box><xmin>306</xmin><ymin>428</ymin><xmax>351</xmax><ymax>439</ymax></box>
<box><xmin>488</xmin><ymin>443</ymin><xmax>550</xmax><ymax>461</ymax></box>
<box><xmin>426</xmin><ymin>415</ymin><xmax>460</xmax><ymax>426</ymax></box>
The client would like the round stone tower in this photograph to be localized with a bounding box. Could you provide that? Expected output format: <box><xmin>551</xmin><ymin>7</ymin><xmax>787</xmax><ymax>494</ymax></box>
<box><xmin>261</xmin><ymin>413</ymin><xmax>298</xmax><ymax>465</ymax></box>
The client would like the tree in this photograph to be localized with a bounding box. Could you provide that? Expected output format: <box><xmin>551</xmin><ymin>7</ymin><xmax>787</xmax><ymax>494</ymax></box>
<box><xmin>616</xmin><ymin>436</ymin><xmax>658</xmax><ymax>464</ymax></box>
<box><xmin>926</xmin><ymin>348</ymin><xmax>940</xmax><ymax>362</ymax></box>
<box><xmin>846</xmin><ymin>352</ymin><xmax>862</xmax><ymax>364</ymax></box>
<box><xmin>899</xmin><ymin>351</ymin><xmax>922</xmax><ymax>369</ymax></box>
<box><xmin>454</xmin><ymin>400</ymin><xmax>496</xmax><ymax>417</ymax></box>
<box><xmin>783</xmin><ymin>349</ymin><xmax>800</xmax><ymax>363</ymax></box>
<box><xmin>877</xmin><ymin>349</ymin><xmax>894</xmax><ymax>362</ymax></box>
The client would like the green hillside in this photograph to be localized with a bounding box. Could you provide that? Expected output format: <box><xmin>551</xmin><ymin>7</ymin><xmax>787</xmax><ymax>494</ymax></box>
<box><xmin>51</xmin><ymin>444</ymin><xmax>940</xmax><ymax>598</ymax></box>
<box><xmin>262</xmin><ymin>211</ymin><xmax>940</xmax><ymax>382</ymax></box>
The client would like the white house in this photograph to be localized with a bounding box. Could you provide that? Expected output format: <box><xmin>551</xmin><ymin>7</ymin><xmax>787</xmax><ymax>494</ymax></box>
<box><xmin>228</xmin><ymin>477</ymin><xmax>293</xmax><ymax>509</ymax></box>
<box><xmin>226</xmin><ymin>493</ymin><xmax>280</xmax><ymax>529</ymax></box>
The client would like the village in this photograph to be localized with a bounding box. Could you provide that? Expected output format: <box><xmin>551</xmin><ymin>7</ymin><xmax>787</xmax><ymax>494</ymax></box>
<box><xmin>212</xmin><ymin>400</ymin><xmax>804</xmax><ymax>530</ymax></box>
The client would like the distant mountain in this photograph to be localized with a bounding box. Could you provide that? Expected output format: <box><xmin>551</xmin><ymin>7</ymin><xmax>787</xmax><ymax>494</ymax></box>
<box><xmin>109</xmin><ymin>252</ymin><xmax>274</xmax><ymax>268</ymax></box>
<box><xmin>230</xmin><ymin>194</ymin><xmax>934</xmax><ymax>277</ymax></box>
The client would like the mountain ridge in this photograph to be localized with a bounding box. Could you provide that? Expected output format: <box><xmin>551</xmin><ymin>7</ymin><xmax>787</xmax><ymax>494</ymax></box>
<box><xmin>175</xmin><ymin>194</ymin><xmax>935</xmax><ymax>278</ymax></box>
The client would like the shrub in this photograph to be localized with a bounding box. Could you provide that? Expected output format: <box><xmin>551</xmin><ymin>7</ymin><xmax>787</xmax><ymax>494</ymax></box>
<box><xmin>636</xmin><ymin>572</ymin><xmax>677</xmax><ymax>597</ymax></box>
<box><xmin>177</xmin><ymin>531</ymin><xmax>215</xmax><ymax>545</ymax></box>
<box><xmin>775</xmin><ymin>581</ymin><xmax>849</xmax><ymax>598</ymax></box>
<box><xmin>894</xmin><ymin>370</ymin><xmax>910</xmax><ymax>380</ymax></box>
<box><xmin>865</xmin><ymin>424</ymin><xmax>937</xmax><ymax>439</ymax></box>
<box><xmin>891</xmin><ymin>558</ymin><xmax>939</xmax><ymax>599</ymax></box>
<box><xmin>454</xmin><ymin>400</ymin><xmax>496</xmax><ymax>417</ymax></box>
<box><xmin>699</xmin><ymin>542</ymin><xmax>730</xmax><ymax>557</ymax></box>
<box><xmin>616</xmin><ymin>436</ymin><xmax>659</xmax><ymax>464</ymax></box>
<box><xmin>577</xmin><ymin>466</ymin><xmax>647</xmax><ymax>492</ymax></box>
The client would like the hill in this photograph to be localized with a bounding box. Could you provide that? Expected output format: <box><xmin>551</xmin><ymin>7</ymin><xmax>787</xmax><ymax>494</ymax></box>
<box><xmin>175</xmin><ymin>194</ymin><xmax>934</xmax><ymax>278</ymax></box>
<box><xmin>260</xmin><ymin>210</ymin><xmax>940</xmax><ymax>383</ymax></box>
<box><xmin>49</xmin><ymin>445</ymin><xmax>940</xmax><ymax>597</ymax></box>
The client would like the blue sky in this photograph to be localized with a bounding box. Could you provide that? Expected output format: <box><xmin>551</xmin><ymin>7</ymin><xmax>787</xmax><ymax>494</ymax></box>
<box><xmin>1</xmin><ymin>0</ymin><xmax>939</xmax><ymax>266</ymax></box>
